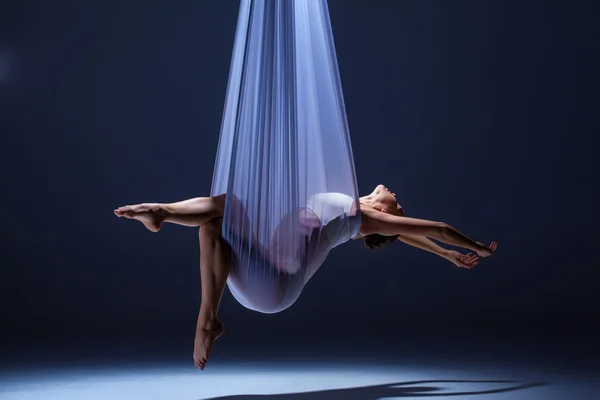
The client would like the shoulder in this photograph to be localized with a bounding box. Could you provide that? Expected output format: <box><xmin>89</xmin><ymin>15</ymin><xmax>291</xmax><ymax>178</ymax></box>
<box><xmin>357</xmin><ymin>204</ymin><xmax>384</xmax><ymax>235</ymax></box>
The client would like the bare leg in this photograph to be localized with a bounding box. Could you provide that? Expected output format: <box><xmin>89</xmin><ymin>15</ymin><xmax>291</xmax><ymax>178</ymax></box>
<box><xmin>114</xmin><ymin>194</ymin><xmax>225</xmax><ymax>232</ymax></box>
<box><xmin>115</xmin><ymin>196</ymin><xmax>230</xmax><ymax>369</ymax></box>
<box><xmin>193</xmin><ymin>219</ymin><xmax>229</xmax><ymax>370</ymax></box>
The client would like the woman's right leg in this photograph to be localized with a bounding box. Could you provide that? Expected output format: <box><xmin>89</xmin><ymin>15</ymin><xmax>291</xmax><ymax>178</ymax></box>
<box><xmin>114</xmin><ymin>194</ymin><xmax>226</xmax><ymax>232</ymax></box>
<box><xmin>193</xmin><ymin>218</ymin><xmax>230</xmax><ymax>370</ymax></box>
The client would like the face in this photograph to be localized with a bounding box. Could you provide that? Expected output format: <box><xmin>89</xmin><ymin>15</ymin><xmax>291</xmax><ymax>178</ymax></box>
<box><xmin>374</xmin><ymin>184</ymin><xmax>404</xmax><ymax>216</ymax></box>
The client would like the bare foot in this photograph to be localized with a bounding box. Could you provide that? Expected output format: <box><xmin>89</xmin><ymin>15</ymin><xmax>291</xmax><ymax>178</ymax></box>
<box><xmin>193</xmin><ymin>320</ymin><xmax>224</xmax><ymax>370</ymax></box>
<box><xmin>114</xmin><ymin>203</ymin><xmax>166</xmax><ymax>232</ymax></box>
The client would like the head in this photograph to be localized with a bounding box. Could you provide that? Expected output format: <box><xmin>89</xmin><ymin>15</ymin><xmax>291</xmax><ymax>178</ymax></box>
<box><xmin>362</xmin><ymin>184</ymin><xmax>405</xmax><ymax>250</ymax></box>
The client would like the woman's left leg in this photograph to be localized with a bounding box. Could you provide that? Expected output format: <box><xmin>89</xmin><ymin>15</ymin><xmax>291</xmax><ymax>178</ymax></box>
<box><xmin>114</xmin><ymin>194</ymin><xmax>226</xmax><ymax>232</ymax></box>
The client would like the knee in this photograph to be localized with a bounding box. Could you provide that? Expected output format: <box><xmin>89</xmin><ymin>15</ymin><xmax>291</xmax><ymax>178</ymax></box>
<box><xmin>213</xmin><ymin>193</ymin><xmax>226</xmax><ymax>217</ymax></box>
<box><xmin>199</xmin><ymin>219</ymin><xmax>222</xmax><ymax>241</ymax></box>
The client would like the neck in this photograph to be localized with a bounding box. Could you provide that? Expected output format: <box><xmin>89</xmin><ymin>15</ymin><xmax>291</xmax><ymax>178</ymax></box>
<box><xmin>359</xmin><ymin>195</ymin><xmax>383</xmax><ymax>212</ymax></box>
<box><xmin>359</xmin><ymin>195</ymin><xmax>373</xmax><ymax>206</ymax></box>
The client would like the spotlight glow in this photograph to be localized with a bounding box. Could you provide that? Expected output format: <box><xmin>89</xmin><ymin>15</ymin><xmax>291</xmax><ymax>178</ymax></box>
<box><xmin>0</xmin><ymin>361</ymin><xmax>593</xmax><ymax>400</ymax></box>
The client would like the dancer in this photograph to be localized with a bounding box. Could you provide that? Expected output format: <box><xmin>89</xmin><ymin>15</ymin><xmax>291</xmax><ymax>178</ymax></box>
<box><xmin>114</xmin><ymin>184</ymin><xmax>497</xmax><ymax>370</ymax></box>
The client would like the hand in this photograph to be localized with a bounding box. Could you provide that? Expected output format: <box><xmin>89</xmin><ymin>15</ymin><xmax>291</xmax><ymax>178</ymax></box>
<box><xmin>446</xmin><ymin>250</ymin><xmax>480</xmax><ymax>269</ymax></box>
<box><xmin>475</xmin><ymin>241</ymin><xmax>498</xmax><ymax>257</ymax></box>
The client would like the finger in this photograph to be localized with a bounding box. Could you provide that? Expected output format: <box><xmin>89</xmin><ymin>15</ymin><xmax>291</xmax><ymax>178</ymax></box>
<box><xmin>468</xmin><ymin>257</ymin><xmax>479</xmax><ymax>266</ymax></box>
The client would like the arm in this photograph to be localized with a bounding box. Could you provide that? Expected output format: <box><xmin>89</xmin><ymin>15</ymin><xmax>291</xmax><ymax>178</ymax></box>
<box><xmin>397</xmin><ymin>234</ymin><xmax>449</xmax><ymax>259</ymax></box>
<box><xmin>397</xmin><ymin>234</ymin><xmax>480</xmax><ymax>268</ymax></box>
<box><xmin>360</xmin><ymin>207</ymin><xmax>491</xmax><ymax>255</ymax></box>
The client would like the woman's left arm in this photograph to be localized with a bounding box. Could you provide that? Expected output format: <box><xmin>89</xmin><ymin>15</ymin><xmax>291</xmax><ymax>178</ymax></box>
<box><xmin>397</xmin><ymin>234</ymin><xmax>449</xmax><ymax>259</ymax></box>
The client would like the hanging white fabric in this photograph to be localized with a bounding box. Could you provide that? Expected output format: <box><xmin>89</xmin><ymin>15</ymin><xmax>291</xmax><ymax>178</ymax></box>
<box><xmin>211</xmin><ymin>0</ymin><xmax>360</xmax><ymax>313</ymax></box>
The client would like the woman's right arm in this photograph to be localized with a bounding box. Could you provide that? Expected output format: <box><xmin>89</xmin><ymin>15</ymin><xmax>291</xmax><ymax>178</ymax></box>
<box><xmin>360</xmin><ymin>207</ymin><xmax>496</xmax><ymax>256</ymax></box>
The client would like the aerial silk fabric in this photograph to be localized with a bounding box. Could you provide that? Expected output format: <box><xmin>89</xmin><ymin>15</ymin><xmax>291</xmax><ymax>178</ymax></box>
<box><xmin>211</xmin><ymin>0</ymin><xmax>360</xmax><ymax>314</ymax></box>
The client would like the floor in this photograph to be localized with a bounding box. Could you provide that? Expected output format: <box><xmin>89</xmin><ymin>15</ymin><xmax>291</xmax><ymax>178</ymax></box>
<box><xmin>1</xmin><ymin>355</ymin><xmax>597</xmax><ymax>400</ymax></box>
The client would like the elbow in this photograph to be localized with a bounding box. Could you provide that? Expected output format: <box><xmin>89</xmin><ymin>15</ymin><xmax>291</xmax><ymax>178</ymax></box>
<box><xmin>437</xmin><ymin>222</ymin><xmax>450</xmax><ymax>239</ymax></box>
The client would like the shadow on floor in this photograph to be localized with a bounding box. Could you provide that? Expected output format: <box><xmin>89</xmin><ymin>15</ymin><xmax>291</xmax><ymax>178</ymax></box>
<box><xmin>202</xmin><ymin>379</ymin><xmax>546</xmax><ymax>399</ymax></box>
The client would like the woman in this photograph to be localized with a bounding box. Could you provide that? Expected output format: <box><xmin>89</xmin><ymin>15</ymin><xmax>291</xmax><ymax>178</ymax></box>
<box><xmin>114</xmin><ymin>184</ymin><xmax>497</xmax><ymax>370</ymax></box>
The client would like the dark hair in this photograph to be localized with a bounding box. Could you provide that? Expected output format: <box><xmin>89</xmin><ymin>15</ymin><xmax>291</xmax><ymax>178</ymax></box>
<box><xmin>363</xmin><ymin>233</ymin><xmax>399</xmax><ymax>250</ymax></box>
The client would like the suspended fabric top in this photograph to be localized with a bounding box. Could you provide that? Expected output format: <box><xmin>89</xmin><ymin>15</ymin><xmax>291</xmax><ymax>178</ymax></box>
<box><xmin>211</xmin><ymin>0</ymin><xmax>360</xmax><ymax>314</ymax></box>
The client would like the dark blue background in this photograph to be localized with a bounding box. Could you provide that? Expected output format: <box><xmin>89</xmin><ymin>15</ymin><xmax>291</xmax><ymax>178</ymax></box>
<box><xmin>1</xmin><ymin>0</ymin><xmax>598</xmax><ymax>358</ymax></box>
